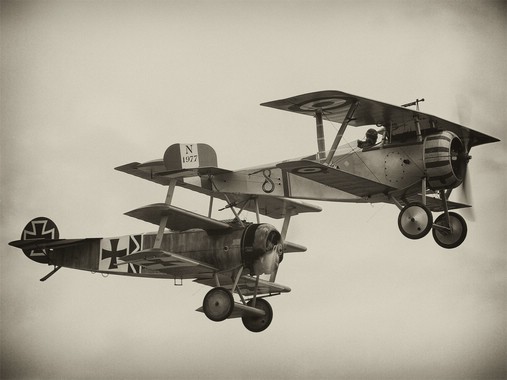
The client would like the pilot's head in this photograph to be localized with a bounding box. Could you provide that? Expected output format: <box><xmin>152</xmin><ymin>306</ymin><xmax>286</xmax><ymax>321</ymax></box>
<box><xmin>366</xmin><ymin>128</ymin><xmax>378</xmax><ymax>142</ymax></box>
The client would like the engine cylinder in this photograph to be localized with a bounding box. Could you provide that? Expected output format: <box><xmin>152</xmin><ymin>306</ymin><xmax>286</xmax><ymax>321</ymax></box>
<box><xmin>423</xmin><ymin>131</ymin><xmax>466</xmax><ymax>190</ymax></box>
<box><xmin>241</xmin><ymin>223</ymin><xmax>282</xmax><ymax>276</ymax></box>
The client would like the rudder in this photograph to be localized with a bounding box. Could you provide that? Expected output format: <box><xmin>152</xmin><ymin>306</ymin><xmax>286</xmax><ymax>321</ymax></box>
<box><xmin>19</xmin><ymin>217</ymin><xmax>60</xmax><ymax>264</ymax></box>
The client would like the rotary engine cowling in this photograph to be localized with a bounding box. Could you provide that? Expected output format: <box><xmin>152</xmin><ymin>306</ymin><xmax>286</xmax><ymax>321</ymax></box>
<box><xmin>424</xmin><ymin>131</ymin><xmax>467</xmax><ymax>191</ymax></box>
<box><xmin>241</xmin><ymin>224</ymin><xmax>283</xmax><ymax>276</ymax></box>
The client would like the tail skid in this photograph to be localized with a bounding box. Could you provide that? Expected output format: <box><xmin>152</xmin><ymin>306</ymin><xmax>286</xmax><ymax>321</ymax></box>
<box><xmin>39</xmin><ymin>266</ymin><xmax>62</xmax><ymax>282</ymax></box>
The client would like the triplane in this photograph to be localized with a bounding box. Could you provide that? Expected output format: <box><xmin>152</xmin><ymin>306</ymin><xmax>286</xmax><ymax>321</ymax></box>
<box><xmin>10</xmin><ymin>90</ymin><xmax>499</xmax><ymax>332</ymax></box>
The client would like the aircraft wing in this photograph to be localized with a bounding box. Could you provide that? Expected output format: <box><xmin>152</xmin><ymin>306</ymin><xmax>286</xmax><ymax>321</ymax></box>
<box><xmin>177</xmin><ymin>178</ymin><xmax>322</xmax><ymax>219</ymax></box>
<box><xmin>277</xmin><ymin>160</ymin><xmax>395</xmax><ymax>198</ymax></box>
<box><xmin>399</xmin><ymin>195</ymin><xmax>470</xmax><ymax>212</ymax></box>
<box><xmin>194</xmin><ymin>274</ymin><xmax>291</xmax><ymax>297</ymax></box>
<box><xmin>120</xmin><ymin>249</ymin><xmax>292</xmax><ymax>294</ymax></box>
<box><xmin>119</xmin><ymin>248</ymin><xmax>218</xmax><ymax>278</ymax></box>
<box><xmin>115</xmin><ymin>160</ymin><xmax>231</xmax><ymax>186</ymax></box>
<box><xmin>125</xmin><ymin>203</ymin><xmax>231</xmax><ymax>231</ymax></box>
<box><xmin>217</xmin><ymin>194</ymin><xmax>322</xmax><ymax>219</ymax></box>
<box><xmin>116</xmin><ymin>154</ymin><xmax>322</xmax><ymax>220</ymax></box>
<box><xmin>261</xmin><ymin>90</ymin><xmax>499</xmax><ymax>148</ymax></box>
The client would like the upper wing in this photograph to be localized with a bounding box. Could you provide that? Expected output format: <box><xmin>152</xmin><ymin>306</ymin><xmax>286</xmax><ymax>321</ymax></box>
<box><xmin>277</xmin><ymin>160</ymin><xmax>395</xmax><ymax>198</ymax></box>
<box><xmin>125</xmin><ymin>203</ymin><xmax>231</xmax><ymax>231</ymax></box>
<box><xmin>261</xmin><ymin>90</ymin><xmax>499</xmax><ymax>148</ymax></box>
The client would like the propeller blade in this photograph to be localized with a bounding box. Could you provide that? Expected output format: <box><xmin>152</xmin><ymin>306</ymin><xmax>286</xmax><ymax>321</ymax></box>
<box><xmin>455</xmin><ymin>93</ymin><xmax>472</xmax><ymax>126</ymax></box>
<box><xmin>454</xmin><ymin>160</ymin><xmax>475</xmax><ymax>221</ymax></box>
<box><xmin>461</xmin><ymin>168</ymin><xmax>475</xmax><ymax>221</ymax></box>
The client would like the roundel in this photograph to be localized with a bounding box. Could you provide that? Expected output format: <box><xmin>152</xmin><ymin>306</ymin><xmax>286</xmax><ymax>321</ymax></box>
<box><xmin>293</xmin><ymin>167</ymin><xmax>325</xmax><ymax>174</ymax></box>
<box><xmin>290</xmin><ymin>97</ymin><xmax>351</xmax><ymax>113</ymax></box>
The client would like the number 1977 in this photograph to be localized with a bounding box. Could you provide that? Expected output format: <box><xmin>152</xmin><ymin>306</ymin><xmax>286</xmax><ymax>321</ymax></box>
<box><xmin>182</xmin><ymin>155</ymin><xmax>198</xmax><ymax>163</ymax></box>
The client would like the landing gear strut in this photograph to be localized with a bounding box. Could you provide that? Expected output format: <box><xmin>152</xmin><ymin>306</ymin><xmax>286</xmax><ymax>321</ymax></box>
<box><xmin>430</xmin><ymin>190</ymin><xmax>468</xmax><ymax>249</ymax></box>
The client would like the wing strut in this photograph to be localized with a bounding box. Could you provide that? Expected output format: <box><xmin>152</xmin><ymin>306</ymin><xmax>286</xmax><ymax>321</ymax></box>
<box><xmin>324</xmin><ymin>100</ymin><xmax>360</xmax><ymax>165</ymax></box>
<box><xmin>153</xmin><ymin>178</ymin><xmax>177</xmax><ymax>249</ymax></box>
<box><xmin>210</xmin><ymin>177</ymin><xmax>245</xmax><ymax>227</ymax></box>
<box><xmin>315</xmin><ymin>109</ymin><xmax>326</xmax><ymax>162</ymax></box>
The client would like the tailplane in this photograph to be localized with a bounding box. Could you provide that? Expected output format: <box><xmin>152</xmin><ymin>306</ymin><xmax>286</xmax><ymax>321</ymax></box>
<box><xmin>10</xmin><ymin>217</ymin><xmax>60</xmax><ymax>264</ymax></box>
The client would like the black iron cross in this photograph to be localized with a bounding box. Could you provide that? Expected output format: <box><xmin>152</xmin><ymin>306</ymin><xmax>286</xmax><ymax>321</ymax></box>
<box><xmin>101</xmin><ymin>239</ymin><xmax>127</xmax><ymax>269</ymax></box>
<box><xmin>23</xmin><ymin>219</ymin><xmax>58</xmax><ymax>257</ymax></box>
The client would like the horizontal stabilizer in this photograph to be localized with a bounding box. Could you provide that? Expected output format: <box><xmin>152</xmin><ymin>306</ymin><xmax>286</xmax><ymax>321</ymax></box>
<box><xmin>125</xmin><ymin>203</ymin><xmax>231</xmax><ymax>232</ymax></box>
<box><xmin>9</xmin><ymin>238</ymin><xmax>88</xmax><ymax>251</ymax></box>
<box><xmin>115</xmin><ymin>161</ymin><xmax>231</xmax><ymax>185</ymax></box>
<box><xmin>115</xmin><ymin>143</ymin><xmax>232</xmax><ymax>186</ymax></box>
<box><xmin>278</xmin><ymin>160</ymin><xmax>395</xmax><ymax>198</ymax></box>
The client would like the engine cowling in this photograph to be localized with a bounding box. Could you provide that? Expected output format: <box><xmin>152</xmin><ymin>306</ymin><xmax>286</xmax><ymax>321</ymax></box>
<box><xmin>424</xmin><ymin>131</ymin><xmax>467</xmax><ymax>190</ymax></box>
<box><xmin>241</xmin><ymin>224</ymin><xmax>283</xmax><ymax>276</ymax></box>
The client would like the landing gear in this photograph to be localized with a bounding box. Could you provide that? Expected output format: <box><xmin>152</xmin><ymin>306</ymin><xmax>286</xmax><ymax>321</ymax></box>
<box><xmin>398</xmin><ymin>202</ymin><xmax>433</xmax><ymax>239</ymax></box>
<box><xmin>202</xmin><ymin>287</ymin><xmax>234</xmax><ymax>322</ymax></box>
<box><xmin>432</xmin><ymin>212</ymin><xmax>468</xmax><ymax>249</ymax></box>
<box><xmin>393</xmin><ymin>184</ymin><xmax>469</xmax><ymax>248</ymax></box>
<box><xmin>242</xmin><ymin>298</ymin><xmax>273</xmax><ymax>333</ymax></box>
<box><xmin>200</xmin><ymin>274</ymin><xmax>277</xmax><ymax>332</ymax></box>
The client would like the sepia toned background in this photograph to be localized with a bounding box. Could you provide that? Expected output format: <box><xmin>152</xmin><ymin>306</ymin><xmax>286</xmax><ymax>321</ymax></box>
<box><xmin>1</xmin><ymin>1</ymin><xmax>505</xmax><ymax>379</ymax></box>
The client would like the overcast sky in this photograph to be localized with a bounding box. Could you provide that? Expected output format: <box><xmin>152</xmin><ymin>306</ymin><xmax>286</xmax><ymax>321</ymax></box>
<box><xmin>1</xmin><ymin>1</ymin><xmax>506</xmax><ymax>379</ymax></box>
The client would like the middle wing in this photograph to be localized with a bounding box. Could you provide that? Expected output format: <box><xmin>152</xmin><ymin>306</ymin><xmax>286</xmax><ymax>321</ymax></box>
<box><xmin>125</xmin><ymin>203</ymin><xmax>231</xmax><ymax>231</ymax></box>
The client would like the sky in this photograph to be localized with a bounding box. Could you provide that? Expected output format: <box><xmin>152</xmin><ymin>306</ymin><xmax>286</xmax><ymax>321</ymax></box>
<box><xmin>1</xmin><ymin>1</ymin><xmax>506</xmax><ymax>379</ymax></box>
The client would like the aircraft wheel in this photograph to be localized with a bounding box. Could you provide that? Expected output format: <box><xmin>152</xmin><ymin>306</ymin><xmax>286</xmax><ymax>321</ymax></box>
<box><xmin>432</xmin><ymin>212</ymin><xmax>467</xmax><ymax>249</ymax></box>
<box><xmin>398</xmin><ymin>202</ymin><xmax>433</xmax><ymax>239</ymax></box>
<box><xmin>202</xmin><ymin>287</ymin><xmax>234</xmax><ymax>322</ymax></box>
<box><xmin>242</xmin><ymin>298</ymin><xmax>273</xmax><ymax>333</ymax></box>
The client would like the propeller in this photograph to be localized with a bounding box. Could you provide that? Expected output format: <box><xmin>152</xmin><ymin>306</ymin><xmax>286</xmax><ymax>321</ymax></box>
<box><xmin>454</xmin><ymin>94</ymin><xmax>475</xmax><ymax>220</ymax></box>
<box><xmin>456</xmin><ymin>154</ymin><xmax>475</xmax><ymax>221</ymax></box>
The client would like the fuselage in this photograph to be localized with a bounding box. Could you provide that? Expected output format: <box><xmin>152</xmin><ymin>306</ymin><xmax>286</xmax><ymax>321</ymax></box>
<box><xmin>184</xmin><ymin>141</ymin><xmax>425</xmax><ymax>203</ymax></box>
<box><xmin>46</xmin><ymin>228</ymin><xmax>244</xmax><ymax>278</ymax></box>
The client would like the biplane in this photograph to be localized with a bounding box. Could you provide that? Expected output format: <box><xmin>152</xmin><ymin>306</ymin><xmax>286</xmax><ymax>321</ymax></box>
<box><xmin>9</xmin><ymin>90</ymin><xmax>499</xmax><ymax>332</ymax></box>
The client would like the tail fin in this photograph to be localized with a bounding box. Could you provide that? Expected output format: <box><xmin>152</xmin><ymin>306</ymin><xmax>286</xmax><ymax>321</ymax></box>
<box><xmin>12</xmin><ymin>217</ymin><xmax>60</xmax><ymax>264</ymax></box>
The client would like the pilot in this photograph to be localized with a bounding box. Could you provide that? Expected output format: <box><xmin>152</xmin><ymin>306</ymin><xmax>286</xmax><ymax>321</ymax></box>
<box><xmin>357</xmin><ymin>128</ymin><xmax>378</xmax><ymax>149</ymax></box>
